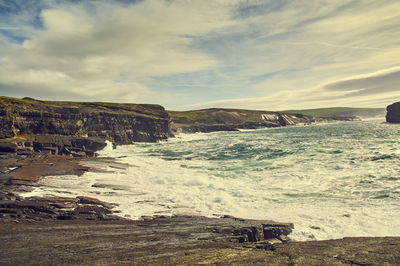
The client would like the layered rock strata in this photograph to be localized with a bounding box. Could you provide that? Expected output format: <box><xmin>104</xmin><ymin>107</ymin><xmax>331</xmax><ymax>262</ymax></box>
<box><xmin>168</xmin><ymin>108</ymin><xmax>315</xmax><ymax>134</ymax></box>
<box><xmin>0</xmin><ymin>97</ymin><xmax>171</xmax><ymax>143</ymax></box>
<box><xmin>0</xmin><ymin>135</ymin><xmax>106</xmax><ymax>157</ymax></box>
<box><xmin>0</xmin><ymin>217</ymin><xmax>398</xmax><ymax>265</ymax></box>
<box><xmin>0</xmin><ymin>192</ymin><xmax>118</xmax><ymax>222</ymax></box>
<box><xmin>0</xmin><ymin>97</ymin><xmax>171</xmax><ymax>156</ymax></box>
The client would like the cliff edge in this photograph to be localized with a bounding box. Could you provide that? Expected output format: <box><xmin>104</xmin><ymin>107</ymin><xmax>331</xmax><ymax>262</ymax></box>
<box><xmin>386</xmin><ymin>102</ymin><xmax>400</xmax><ymax>123</ymax></box>
<box><xmin>0</xmin><ymin>97</ymin><xmax>171</xmax><ymax>157</ymax></box>
<box><xmin>168</xmin><ymin>108</ymin><xmax>315</xmax><ymax>134</ymax></box>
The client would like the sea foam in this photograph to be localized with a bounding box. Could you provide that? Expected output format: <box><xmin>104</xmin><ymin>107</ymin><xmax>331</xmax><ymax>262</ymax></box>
<box><xmin>21</xmin><ymin>120</ymin><xmax>400</xmax><ymax>241</ymax></box>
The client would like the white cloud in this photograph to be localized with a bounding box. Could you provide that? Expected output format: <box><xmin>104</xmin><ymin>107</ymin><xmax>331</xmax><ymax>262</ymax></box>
<box><xmin>183</xmin><ymin>66</ymin><xmax>400</xmax><ymax>111</ymax></box>
<box><xmin>1</xmin><ymin>0</ymin><xmax>400</xmax><ymax>109</ymax></box>
<box><xmin>205</xmin><ymin>0</ymin><xmax>400</xmax><ymax>110</ymax></box>
<box><xmin>0</xmin><ymin>0</ymin><xmax>240</xmax><ymax>102</ymax></box>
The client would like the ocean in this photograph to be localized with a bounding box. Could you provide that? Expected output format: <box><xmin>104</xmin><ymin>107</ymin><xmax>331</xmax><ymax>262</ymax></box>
<box><xmin>22</xmin><ymin>119</ymin><xmax>400</xmax><ymax>241</ymax></box>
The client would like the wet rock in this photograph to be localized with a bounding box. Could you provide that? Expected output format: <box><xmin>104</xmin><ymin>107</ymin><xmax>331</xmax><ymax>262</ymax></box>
<box><xmin>263</xmin><ymin>223</ymin><xmax>294</xmax><ymax>240</ymax></box>
<box><xmin>0</xmin><ymin>192</ymin><xmax>119</xmax><ymax>223</ymax></box>
<box><xmin>234</xmin><ymin>225</ymin><xmax>264</xmax><ymax>242</ymax></box>
<box><xmin>77</xmin><ymin>196</ymin><xmax>115</xmax><ymax>209</ymax></box>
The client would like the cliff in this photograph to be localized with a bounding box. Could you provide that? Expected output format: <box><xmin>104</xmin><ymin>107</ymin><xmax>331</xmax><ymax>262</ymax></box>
<box><xmin>283</xmin><ymin>107</ymin><xmax>385</xmax><ymax>121</ymax></box>
<box><xmin>0</xmin><ymin>97</ymin><xmax>171</xmax><ymax>156</ymax></box>
<box><xmin>0</xmin><ymin>96</ymin><xmax>389</xmax><ymax>157</ymax></box>
<box><xmin>168</xmin><ymin>107</ymin><xmax>388</xmax><ymax>134</ymax></box>
<box><xmin>386</xmin><ymin>102</ymin><xmax>400</xmax><ymax>123</ymax></box>
<box><xmin>168</xmin><ymin>108</ymin><xmax>315</xmax><ymax>134</ymax></box>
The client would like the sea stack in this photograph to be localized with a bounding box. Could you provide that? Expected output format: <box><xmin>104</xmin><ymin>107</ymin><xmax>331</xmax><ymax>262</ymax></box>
<box><xmin>386</xmin><ymin>102</ymin><xmax>400</xmax><ymax>123</ymax></box>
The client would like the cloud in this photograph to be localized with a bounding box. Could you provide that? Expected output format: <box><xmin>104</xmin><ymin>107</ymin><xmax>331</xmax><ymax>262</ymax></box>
<box><xmin>193</xmin><ymin>0</ymin><xmax>400</xmax><ymax>110</ymax></box>
<box><xmin>1</xmin><ymin>0</ymin><xmax>400</xmax><ymax>110</ymax></box>
<box><xmin>323</xmin><ymin>67</ymin><xmax>400</xmax><ymax>96</ymax></box>
<box><xmin>183</xmin><ymin>67</ymin><xmax>400</xmax><ymax>111</ymax></box>
<box><xmin>0</xmin><ymin>0</ymin><xmax>240</xmax><ymax>102</ymax></box>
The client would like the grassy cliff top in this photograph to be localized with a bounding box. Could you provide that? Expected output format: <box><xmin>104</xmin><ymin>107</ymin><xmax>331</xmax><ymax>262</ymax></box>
<box><xmin>0</xmin><ymin>96</ymin><xmax>168</xmax><ymax>119</ymax></box>
<box><xmin>168</xmin><ymin>108</ymin><xmax>278</xmax><ymax>124</ymax></box>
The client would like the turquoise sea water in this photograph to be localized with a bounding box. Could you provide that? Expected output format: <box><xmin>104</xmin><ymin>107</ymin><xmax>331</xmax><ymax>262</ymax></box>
<box><xmin>24</xmin><ymin>119</ymin><xmax>400</xmax><ymax>240</ymax></box>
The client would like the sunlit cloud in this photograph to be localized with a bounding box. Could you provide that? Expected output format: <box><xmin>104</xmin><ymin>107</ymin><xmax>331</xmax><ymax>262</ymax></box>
<box><xmin>0</xmin><ymin>0</ymin><xmax>399</xmax><ymax>109</ymax></box>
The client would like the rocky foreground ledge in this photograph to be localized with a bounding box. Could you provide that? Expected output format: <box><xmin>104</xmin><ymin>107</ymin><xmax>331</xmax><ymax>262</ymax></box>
<box><xmin>0</xmin><ymin>155</ymin><xmax>399</xmax><ymax>265</ymax></box>
<box><xmin>0</xmin><ymin>215</ymin><xmax>399</xmax><ymax>265</ymax></box>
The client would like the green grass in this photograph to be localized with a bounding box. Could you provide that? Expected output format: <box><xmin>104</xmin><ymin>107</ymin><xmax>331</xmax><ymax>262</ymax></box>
<box><xmin>0</xmin><ymin>96</ymin><xmax>167</xmax><ymax>119</ymax></box>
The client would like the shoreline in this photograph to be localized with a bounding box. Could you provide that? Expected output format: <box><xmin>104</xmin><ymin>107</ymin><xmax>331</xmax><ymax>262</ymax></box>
<box><xmin>1</xmin><ymin>217</ymin><xmax>399</xmax><ymax>265</ymax></box>
<box><xmin>1</xmin><ymin>154</ymin><xmax>400</xmax><ymax>264</ymax></box>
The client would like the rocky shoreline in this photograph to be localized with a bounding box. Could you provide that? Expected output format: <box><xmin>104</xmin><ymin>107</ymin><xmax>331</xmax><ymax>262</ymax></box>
<box><xmin>0</xmin><ymin>97</ymin><xmax>375</xmax><ymax>159</ymax></box>
<box><xmin>0</xmin><ymin>97</ymin><xmax>399</xmax><ymax>264</ymax></box>
<box><xmin>0</xmin><ymin>154</ymin><xmax>399</xmax><ymax>265</ymax></box>
<box><xmin>1</xmin><ymin>216</ymin><xmax>399</xmax><ymax>265</ymax></box>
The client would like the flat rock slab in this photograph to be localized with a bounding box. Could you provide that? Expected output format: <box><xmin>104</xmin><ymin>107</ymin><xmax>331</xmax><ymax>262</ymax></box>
<box><xmin>0</xmin><ymin>154</ymin><xmax>122</xmax><ymax>187</ymax></box>
<box><xmin>0</xmin><ymin>217</ymin><xmax>399</xmax><ymax>265</ymax></box>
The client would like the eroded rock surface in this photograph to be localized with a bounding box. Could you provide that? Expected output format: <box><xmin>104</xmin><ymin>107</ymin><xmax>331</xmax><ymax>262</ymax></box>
<box><xmin>0</xmin><ymin>216</ymin><xmax>398</xmax><ymax>265</ymax></box>
<box><xmin>0</xmin><ymin>134</ymin><xmax>107</xmax><ymax>158</ymax></box>
<box><xmin>168</xmin><ymin>108</ymin><xmax>315</xmax><ymax>134</ymax></box>
<box><xmin>0</xmin><ymin>96</ymin><xmax>171</xmax><ymax>145</ymax></box>
<box><xmin>0</xmin><ymin>192</ymin><xmax>118</xmax><ymax>222</ymax></box>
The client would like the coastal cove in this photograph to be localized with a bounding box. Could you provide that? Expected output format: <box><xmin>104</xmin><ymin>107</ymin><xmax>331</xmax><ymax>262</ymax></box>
<box><xmin>2</xmin><ymin>0</ymin><xmax>400</xmax><ymax>263</ymax></box>
<box><xmin>20</xmin><ymin>119</ymin><xmax>400</xmax><ymax>241</ymax></box>
<box><xmin>0</xmin><ymin>97</ymin><xmax>399</xmax><ymax>264</ymax></box>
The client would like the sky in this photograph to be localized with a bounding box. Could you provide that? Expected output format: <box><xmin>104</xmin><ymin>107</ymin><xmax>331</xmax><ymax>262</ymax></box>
<box><xmin>0</xmin><ymin>0</ymin><xmax>399</xmax><ymax>111</ymax></box>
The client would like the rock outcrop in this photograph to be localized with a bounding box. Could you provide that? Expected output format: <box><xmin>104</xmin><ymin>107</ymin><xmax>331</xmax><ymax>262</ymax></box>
<box><xmin>0</xmin><ymin>192</ymin><xmax>118</xmax><ymax>222</ymax></box>
<box><xmin>0</xmin><ymin>135</ymin><xmax>107</xmax><ymax>157</ymax></box>
<box><xmin>0</xmin><ymin>97</ymin><xmax>171</xmax><ymax>143</ymax></box>
<box><xmin>168</xmin><ymin>108</ymin><xmax>315</xmax><ymax>134</ymax></box>
<box><xmin>168</xmin><ymin>106</ymin><xmax>387</xmax><ymax>134</ymax></box>
<box><xmin>284</xmin><ymin>107</ymin><xmax>385</xmax><ymax>121</ymax></box>
<box><xmin>386</xmin><ymin>102</ymin><xmax>400</xmax><ymax>123</ymax></box>
<box><xmin>0</xmin><ymin>97</ymin><xmax>172</xmax><ymax>156</ymax></box>
<box><xmin>0</xmin><ymin>216</ymin><xmax>399</xmax><ymax>265</ymax></box>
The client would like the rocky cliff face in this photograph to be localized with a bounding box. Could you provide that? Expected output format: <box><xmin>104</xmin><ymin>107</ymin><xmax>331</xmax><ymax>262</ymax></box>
<box><xmin>386</xmin><ymin>102</ymin><xmax>400</xmax><ymax>123</ymax></box>
<box><xmin>0</xmin><ymin>97</ymin><xmax>171</xmax><ymax>143</ymax></box>
<box><xmin>0</xmin><ymin>97</ymin><xmax>171</xmax><ymax>156</ymax></box>
<box><xmin>168</xmin><ymin>108</ymin><xmax>315</xmax><ymax>134</ymax></box>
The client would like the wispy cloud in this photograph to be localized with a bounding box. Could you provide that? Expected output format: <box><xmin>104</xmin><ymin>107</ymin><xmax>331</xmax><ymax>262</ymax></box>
<box><xmin>323</xmin><ymin>67</ymin><xmax>400</xmax><ymax>97</ymax></box>
<box><xmin>0</xmin><ymin>0</ymin><xmax>399</xmax><ymax>109</ymax></box>
<box><xmin>0</xmin><ymin>0</ymin><xmax>241</xmax><ymax>102</ymax></box>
